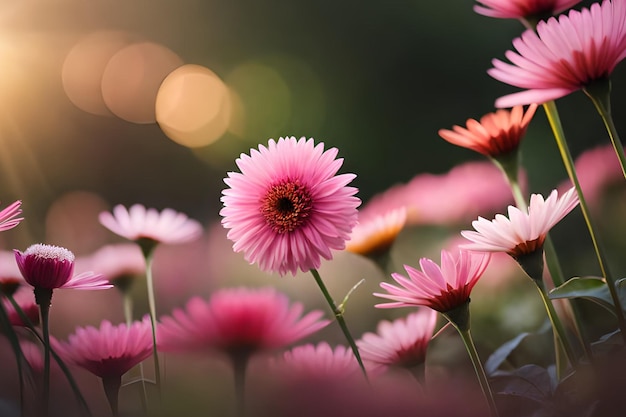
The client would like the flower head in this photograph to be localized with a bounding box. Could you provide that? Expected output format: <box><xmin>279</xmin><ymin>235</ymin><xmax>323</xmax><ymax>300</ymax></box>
<box><xmin>56</xmin><ymin>317</ymin><xmax>152</xmax><ymax>379</ymax></box>
<box><xmin>220</xmin><ymin>136</ymin><xmax>360</xmax><ymax>276</ymax></box>
<box><xmin>158</xmin><ymin>287</ymin><xmax>330</xmax><ymax>358</ymax></box>
<box><xmin>99</xmin><ymin>204</ymin><xmax>203</xmax><ymax>246</ymax></box>
<box><xmin>346</xmin><ymin>207</ymin><xmax>407</xmax><ymax>258</ymax></box>
<box><xmin>275</xmin><ymin>342</ymin><xmax>363</xmax><ymax>380</ymax></box>
<box><xmin>374</xmin><ymin>250</ymin><xmax>491</xmax><ymax>313</ymax></box>
<box><xmin>357</xmin><ymin>309</ymin><xmax>437</xmax><ymax>369</ymax></box>
<box><xmin>0</xmin><ymin>200</ymin><xmax>23</xmax><ymax>232</ymax></box>
<box><xmin>460</xmin><ymin>187</ymin><xmax>579</xmax><ymax>258</ymax></box>
<box><xmin>438</xmin><ymin>104</ymin><xmax>538</xmax><ymax>158</ymax></box>
<box><xmin>488</xmin><ymin>0</ymin><xmax>626</xmax><ymax>107</ymax></box>
<box><xmin>474</xmin><ymin>0</ymin><xmax>581</xmax><ymax>20</ymax></box>
<box><xmin>14</xmin><ymin>244</ymin><xmax>112</xmax><ymax>291</ymax></box>
<box><xmin>76</xmin><ymin>244</ymin><xmax>145</xmax><ymax>292</ymax></box>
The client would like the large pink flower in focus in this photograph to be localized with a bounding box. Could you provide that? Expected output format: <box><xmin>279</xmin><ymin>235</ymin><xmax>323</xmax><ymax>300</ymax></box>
<box><xmin>158</xmin><ymin>287</ymin><xmax>330</xmax><ymax>357</ymax></box>
<box><xmin>0</xmin><ymin>200</ymin><xmax>23</xmax><ymax>232</ymax></box>
<box><xmin>438</xmin><ymin>104</ymin><xmax>538</xmax><ymax>158</ymax></box>
<box><xmin>489</xmin><ymin>0</ymin><xmax>626</xmax><ymax>108</ymax></box>
<box><xmin>99</xmin><ymin>204</ymin><xmax>203</xmax><ymax>245</ymax></box>
<box><xmin>14</xmin><ymin>244</ymin><xmax>112</xmax><ymax>291</ymax></box>
<box><xmin>460</xmin><ymin>187</ymin><xmax>579</xmax><ymax>258</ymax></box>
<box><xmin>357</xmin><ymin>309</ymin><xmax>437</xmax><ymax>369</ymax></box>
<box><xmin>220</xmin><ymin>136</ymin><xmax>360</xmax><ymax>276</ymax></box>
<box><xmin>374</xmin><ymin>250</ymin><xmax>491</xmax><ymax>313</ymax></box>
<box><xmin>56</xmin><ymin>317</ymin><xmax>152</xmax><ymax>379</ymax></box>
<box><xmin>474</xmin><ymin>0</ymin><xmax>581</xmax><ymax>20</ymax></box>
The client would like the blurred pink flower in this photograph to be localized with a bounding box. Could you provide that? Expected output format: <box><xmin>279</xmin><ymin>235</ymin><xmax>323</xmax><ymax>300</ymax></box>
<box><xmin>0</xmin><ymin>200</ymin><xmax>23</xmax><ymax>232</ymax></box>
<box><xmin>220</xmin><ymin>136</ymin><xmax>360</xmax><ymax>276</ymax></box>
<box><xmin>3</xmin><ymin>288</ymin><xmax>40</xmax><ymax>327</ymax></box>
<box><xmin>357</xmin><ymin>309</ymin><xmax>437</xmax><ymax>369</ymax></box>
<box><xmin>346</xmin><ymin>207</ymin><xmax>407</xmax><ymax>257</ymax></box>
<box><xmin>14</xmin><ymin>244</ymin><xmax>112</xmax><ymax>291</ymax></box>
<box><xmin>99</xmin><ymin>204</ymin><xmax>203</xmax><ymax>245</ymax></box>
<box><xmin>276</xmin><ymin>342</ymin><xmax>363</xmax><ymax>380</ymax></box>
<box><xmin>474</xmin><ymin>0</ymin><xmax>581</xmax><ymax>20</ymax></box>
<box><xmin>75</xmin><ymin>243</ymin><xmax>145</xmax><ymax>289</ymax></box>
<box><xmin>374</xmin><ymin>250</ymin><xmax>491</xmax><ymax>313</ymax></box>
<box><xmin>438</xmin><ymin>104</ymin><xmax>537</xmax><ymax>157</ymax></box>
<box><xmin>489</xmin><ymin>0</ymin><xmax>626</xmax><ymax>107</ymax></box>
<box><xmin>460</xmin><ymin>187</ymin><xmax>579</xmax><ymax>257</ymax></box>
<box><xmin>158</xmin><ymin>287</ymin><xmax>330</xmax><ymax>358</ymax></box>
<box><xmin>56</xmin><ymin>317</ymin><xmax>152</xmax><ymax>379</ymax></box>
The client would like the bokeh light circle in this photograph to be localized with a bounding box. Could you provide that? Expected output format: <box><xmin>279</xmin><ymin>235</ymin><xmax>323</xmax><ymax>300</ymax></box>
<box><xmin>101</xmin><ymin>42</ymin><xmax>183</xmax><ymax>124</ymax></box>
<box><xmin>155</xmin><ymin>64</ymin><xmax>232</xmax><ymax>148</ymax></box>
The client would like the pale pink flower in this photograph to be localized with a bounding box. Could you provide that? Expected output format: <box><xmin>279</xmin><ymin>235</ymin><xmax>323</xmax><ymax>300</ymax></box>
<box><xmin>220</xmin><ymin>136</ymin><xmax>360</xmax><ymax>276</ymax></box>
<box><xmin>158</xmin><ymin>287</ymin><xmax>330</xmax><ymax>357</ymax></box>
<box><xmin>14</xmin><ymin>244</ymin><xmax>112</xmax><ymax>291</ymax></box>
<box><xmin>374</xmin><ymin>250</ymin><xmax>491</xmax><ymax>313</ymax></box>
<box><xmin>346</xmin><ymin>207</ymin><xmax>407</xmax><ymax>257</ymax></box>
<box><xmin>75</xmin><ymin>243</ymin><xmax>145</xmax><ymax>289</ymax></box>
<box><xmin>438</xmin><ymin>104</ymin><xmax>538</xmax><ymax>157</ymax></box>
<box><xmin>474</xmin><ymin>0</ymin><xmax>581</xmax><ymax>20</ymax></box>
<box><xmin>276</xmin><ymin>342</ymin><xmax>363</xmax><ymax>379</ymax></box>
<box><xmin>460</xmin><ymin>187</ymin><xmax>579</xmax><ymax>257</ymax></box>
<box><xmin>0</xmin><ymin>200</ymin><xmax>23</xmax><ymax>232</ymax></box>
<box><xmin>489</xmin><ymin>0</ymin><xmax>626</xmax><ymax>107</ymax></box>
<box><xmin>357</xmin><ymin>309</ymin><xmax>437</xmax><ymax>369</ymax></box>
<box><xmin>99</xmin><ymin>204</ymin><xmax>203</xmax><ymax>245</ymax></box>
<box><xmin>56</xmin><ymin>317</ymin><xmax>152</xmax><ymax>379</ymax></box>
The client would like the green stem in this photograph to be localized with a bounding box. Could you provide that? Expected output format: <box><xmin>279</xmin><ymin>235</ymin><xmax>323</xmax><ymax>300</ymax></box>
<box><xmin>121</xmin><ymin>291</ymin><xmax>149</xmax><ymax>415</ymax></box>
<box><xmin>143</xmin><ymin>250</ymin><xmax>162</xmax><ymax>397</ymax></box>
<box><xmin>583</xmin><ymin>78</ymin><xmax>626</xmax><ymax>180</ymax></box>
<box><xmin>534</xmin><ymin>280</ymin><xmax>577</xmax><ymax>370</ymax></box>
<box><xmin>542</xmin><ymin>101</ymin><xmax>626</xmax><ymax>342</ymax></box>
<box><xmin>0</xmin><ymin>299</ymin><xmax>27</xmax><ymax>416</ymax></box>
<box><xmin>35</xmin><ymin>288</ymin><xmax>53</xmax><ymax>417</ymax></box>
<box><xmin>309</xmin><ymin>269</ymin><xmax>368</xmax><ymax>379</ymax></box>
<box><xmin>457</xmin><ymin>328</ymin><xmax>499</xmax><ymax>417</ymax></box>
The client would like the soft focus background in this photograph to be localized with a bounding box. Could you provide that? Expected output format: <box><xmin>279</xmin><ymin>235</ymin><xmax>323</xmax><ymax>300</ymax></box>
<box><xmin>1</xmin><ymin>1</ymin><xmax>626</xmax><ymax>415</ymax></box>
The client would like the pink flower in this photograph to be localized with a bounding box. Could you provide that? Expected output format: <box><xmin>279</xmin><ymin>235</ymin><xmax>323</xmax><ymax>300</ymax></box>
<box><xmin>357</xmin><ymin>309</ymin><xmax>437</xmax><ymax>369</ymax></box>
<box><xmin>0</xmin><ymin>200</ymin><xmax>23</xmax><ymax>232</ymax></box>
<box><xmin>460</xmin><ymin>187</ymin><xmax>579</xmax><ymax>258</ymax></box>
<box><xmin>75</xmin><ymin>243</ymin><xmax>145</xmax><ymax>290</ymax></box>
<box><xmin>374</xmin><ymin>250</ymin><xmax>491</xmax><ymax>313</ymax></box>
<box><xmin>489</xmin><ymin>0</ymin><xmax>626</xmax><ymax>107</ymax></box>
<box><xmin>158</xmin><ymin>287</ymin><xmax>330</xmax><ymax>357</ymax></box>
<box><xmin>474</xmin><ymin>0</ymin><xmax>581</xmax><ymax>20</ymax></box>
<box><xmin>56</xmin><ymin>318</ymin><xmax>152</xmax><ymax>379</ymax></box>
<box><xmin>14</xmin><ymin>244</ymin><xmax>112</xmax><ymax>291</ymax></box>
<box><xmin>438</xmin><ymin>104</ymin><xmax>538</xmax><ymax>157</ymax></box>
<box><xmin>346</xmin><ymin>207</ymin><xmax>407</xmax><ymax>258</ymax></box>
<box><xmin>220</xmin><ymin>136</ymin><xmax>360</xmax><ymax>276</ymax></box>
<box><xmin>275</xmin><ymin>342</ymin><xmax>363</xmax><ymax>379</ymax></box>
<box><xmin>3</xmin><ymin>288</ymin><xmax>40</xmax><ymax>326</ymax></box>
<box><xmin>99</xmin><ymin>204</ymin><xmax>203</xmax><ymax>245</ymax></box>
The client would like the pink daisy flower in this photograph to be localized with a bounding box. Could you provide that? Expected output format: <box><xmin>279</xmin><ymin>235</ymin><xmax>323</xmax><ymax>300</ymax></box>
<box><xmin>438</xmin><ymin>104</ymin><xmax>538</xmax><ymax>158</ymax></box>
<box><xmin>0</xmin><ymin>200</ymin><xmax>23</xmax><ymax>232</ymax></box>
<box><xmin>75</xmin><ymin>243</ymin><xmax>145</xmax><ymax>290</ymax></box>
<box><xmin>55</xmin><ymin>318</ymin><xmax>152</xmax><ymax>414</ymax></box>
<box><xmin>460</xmin><ymin>187</ymin><xmax>579</xmax><ymax>258</ymax></box>
<box><xmin>474</xmin><ymin>0</ymin><xmax>581</xmax><ymax>20</ymax></box>
<box><xmin>99</xmin><ymin>204</ymin><xmax>203</xmax><ymax>246</ymax></box>
<box><xmin>357</xmin><ymin>309</ymin><xmax>437</xmax><ymax>369</ymax></box>
<box><xmin>158</xmin><ymin>287</ymin><xmax>330</xmax><ymax>357</ymax></box>
<box><xmin>346</xmin><ymin>207</ymin><xmax>407</xmax><ymax>258</ymax></box>
<box><xmin>220</xmin><ymin>136</ymin><xmax>360</xmax><ymax>276</ymax></box>
<box><xmin>14</xmin><ymin>244</ymin><xmax>112</xmax><ymax>292</ymax></box>
<box><xmin>374</xmin><ymin>250</ymin><xmax>491</xmax><ymax>313</ymax></box>
<box><xmin>488</xmin><ymin>0</ymin><xmax>626</xmax><ymax>108</ymax></box>
<box><xmin>275</xmin><ymin>342</ymin><xmax>363</xmax><ymax>379</ymax></box>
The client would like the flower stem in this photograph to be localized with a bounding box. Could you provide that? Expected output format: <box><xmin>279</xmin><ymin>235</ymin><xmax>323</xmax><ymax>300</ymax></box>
<box><xmin>0</xmin><ymin>299</ymin><xmax>27</xmax><ymax>416</ymax></box>
<box><xmin>143</xmin><ymin>249</ymin><xmax>162</xmax><ymax>397</ymax></box>
<box><xmin>457</xmin><ymin>328</ymin><xmax>499</xmax><ymax>417</ymax></box>
<box><xmin>121</xmin><ymin>291</ymin><xmax>149</xmax><ymax>415</ymax></box>
<box><xmin>232</xmin><ymin>353</ymin><xmax>249</xmax><ymax>417</ymax></box>
<box><xmin>583</xmin><ymin>78</ymin><xmax>626</xmax><ymax>180</ymax></box>
<box><xmin>542</xmin><ymin>101</ymin><xmax>626</xmax><ymax>342</ymax></box>
<box><xmin>103</xmin><ymin>376</ymin><xmax>122</xmax><ymax>416</ymax></box>
<box><xmin>309</xmin><ymin>269</ymin><xmax>368</xmax><ymax>379</ymax></box>
<box><xmin>34</xmin><ymin>287</ymin><xmax>53</xmax><ymax>417</ymax></box>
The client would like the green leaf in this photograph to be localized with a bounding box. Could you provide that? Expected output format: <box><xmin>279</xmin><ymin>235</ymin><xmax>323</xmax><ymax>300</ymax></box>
<box><xmin>485</xmin><ymin>332</ymin><xmax>531</xmax><ymax>375</ymax></box>
<box><xmin>548</xmin><ymin>277</ymin><xmax>616</xmax><ymax>315</ymax></box>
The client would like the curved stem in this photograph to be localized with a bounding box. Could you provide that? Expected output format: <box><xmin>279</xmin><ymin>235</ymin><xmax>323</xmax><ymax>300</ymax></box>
<box><xmin>457</xmin><ymin>328</ymin><xmax>499</xmax><ymax>417</ymax></box>
<box><xmin>143</xmin><ymin>250</ymin><xmax>162</xmax><ymax>397</ymax></box>
<box><xmin>309</xmin><ymin>269</ymin><xmax>368</xmax><ymax>380</ymax></box>
<box><xmin>0</xmin><ymin>299</ymin><xmax>27</xmax><ymax>415</ymax></box>
<box><xmin>542</xmin><ymin>101</ymin><xmax>626</xmax><ymax>342</ymax></box>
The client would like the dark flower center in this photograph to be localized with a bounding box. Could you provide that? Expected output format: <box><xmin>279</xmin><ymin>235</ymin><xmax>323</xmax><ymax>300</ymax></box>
<box><xmin>261</xmin><ymin>179</ymin><xmax>313</xmax><ymax>234</ymax></box>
